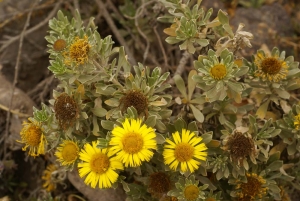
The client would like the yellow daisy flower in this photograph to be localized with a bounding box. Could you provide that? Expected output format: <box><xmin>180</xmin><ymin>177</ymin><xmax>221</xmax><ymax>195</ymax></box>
<box><xmin>42</xmin><ymin>164</ymin><xmax>58</xmax><ymax>192</ymax></box>
<box><xmin>78</xmin><ymin>141</ymin><xmax>123</xmax><ymax>188</ymax></box>
<box><xmin>163</xmin><ymin>129</ymin><xmax>207</xmax><ymax>173</ymax></box>
<box><xmin>254</xmin><ymin>51</ymin><xmax>288</xmax><ymax>82</ymax></box>
<box><xmin>109</xmin><ymin>118</ymin><xmax>157</xmax><ymax>167</ymax></box>
<box><xmin>18</xmin><ymin>118</ymin><xmax>47</xmax><ymax>157</ymax></box>
<box><xmin>55</xmin><ymin>139</ymin><xmax>80</xmax><ymax>166</ymax></box>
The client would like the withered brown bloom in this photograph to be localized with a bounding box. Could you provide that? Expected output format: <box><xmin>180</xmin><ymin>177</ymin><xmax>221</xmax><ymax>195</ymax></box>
<box><xmin>54</xmin><ymin>93</ymin><xmax>79</xmax><ymax>130</ymax></box>
<box><xmin>119</xmin><ymin>90</ymin><xmax>148</xmax><ymax>116</ymax></box>
<box><xmin>148</xmin><ymin>172</ymin><xmax>172</xmax><ymax>199</ymax></box>
<box><xmin>223</xmin><ymin>131</ymin><xmax>256</xmax><ymax>164</ymax></box>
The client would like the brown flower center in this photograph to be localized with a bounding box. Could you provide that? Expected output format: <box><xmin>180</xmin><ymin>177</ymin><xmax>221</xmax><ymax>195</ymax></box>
<box><xmin>261</xmin><ymin>57</ymin><xmax>282</xmax><ymax>75</ymax></box>
<box><xmin>227</xmin><ymin>132</ymin><xmax>254</xmax><ymax>160</ymax></box>
<box><xmin>239</xmin><ymin>173</ymin><xmax>267</xmax><ymax>199</ymax></box>
<box><xmin>120</xmin><ymin>90</ymin><xmax>148</xmax><ymax>115</ymax></box>
<box><xmin>148</xmin><ymin>172</ymin><xmax>171</xmax><ymax>198</ymax></box>
<box><xmin>54</xmin><ymin>93</ymin><xmax>79</xmax><ymax>130</ymax></box>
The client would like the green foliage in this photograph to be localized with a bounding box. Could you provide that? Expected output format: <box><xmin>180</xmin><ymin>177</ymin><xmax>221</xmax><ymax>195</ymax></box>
<box><xmin>19</xmin><ymin>1</ymin><xmax>300</xmax><ymax>201</ymax></box>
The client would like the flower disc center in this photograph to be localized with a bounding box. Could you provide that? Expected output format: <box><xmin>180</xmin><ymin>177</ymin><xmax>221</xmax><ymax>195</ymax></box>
<box><xmin>90</xmin><ymin>153</ymin><xmax>110</xmax><ymax>174</ymax></box>
<box><xmin>122</xmin><ymin>132</ymin><xmax>144</xmax><ymax>154</ymax></box>
<box><xmin>184</xmin><ymin>185</ymin><xmax>199</xmax><ymax>201</ymax></box>
<box><xmin>261</xmin><ymin>57</ymin><xmax>282</xmax><ymax>75</ymax></box>
<box><xmin>210</xmin><ymin>64</ymin><xmax>227</xmax><ymax>80</ymax></box>
<box><xmin>174</xmin><ymin>143</ymin><xmax>194</xmax><ymax>162</ymax></box>
<box><xmin>25</xmin><ymin>126</ymin><xmax>42</xmax><ymax>146</ymax></box>
<box><xmin>62</xmin><ymin>143</ymin><xmax>78</xmax><ymax>162</ymax></box>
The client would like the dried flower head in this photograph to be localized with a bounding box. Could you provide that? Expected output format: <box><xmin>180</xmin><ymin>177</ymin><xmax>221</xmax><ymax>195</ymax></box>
<box><xmin>120</xmin><ymin>90</ymin><xmax>148</xmax><ymax>116</ymax></box>
<box><xmin>42</xmin><ymin>164</ymin><xmax>58</xmax><ymax>192</ymax></box>
<box><xmin>55</xmin><ymin>139</ymin><xmax>80</xmax><ymax>166</ymax></box>
<box><xmin>64</xmin><ymin>35</ymin><xmax>90</xmax><ymax>65</ymax></box>
<box><xmin>235</xmin><ymin>173</ymin><xmax>267</xmax><ymax>200</ymax></box>
<box><xmin>223</xmin><ymin>131</ymin><xmax>255</xmax><ymax>163</ymax></box>
<box><xmin>53</xmin><ymin>39</ymin><xmax>67</xmax><ymax>51</ymax></box>
<box><xmin>148</xmin><ymin>172</ymin><xmax>172</xmax><ymax>199</ymax></box>
<box><xmin>19</xmin><ymin>118</ymin><xmax>47</xmax><ymax>157</ymax></box>
<box><xmin>54</xmin><ymin>93</ymin><xmax>79</xmax><ymax>130</ymax></box>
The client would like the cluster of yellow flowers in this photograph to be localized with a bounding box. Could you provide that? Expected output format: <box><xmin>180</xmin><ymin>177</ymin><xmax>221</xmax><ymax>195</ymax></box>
<box><xmin>19</xmin><ymin>118</ymin><xmax>207</xmax><ymax>189</ymax></box>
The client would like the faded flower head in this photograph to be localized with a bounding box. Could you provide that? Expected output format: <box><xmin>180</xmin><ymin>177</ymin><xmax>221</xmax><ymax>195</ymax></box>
<box><xmin>234</xmin><ymin>173</ymin><xmax>267</xmax><ymax>200</ymax></box>
<box><xmin>148</xmin><ymin>172</ymin><xmax>172</xmax><ymax>199</ymax></box>
<box><xmin>120</xmin><ymin>89</ymin><xmax>148</xmax><ymax>116</ymax></box>
<box><xmin>64</xmin><ymin>35</ymin><xmax>90</xmax><ymax>65</ymax></box>
<box><xmin>223</xmin><ymin>131</ymin><xmax>256</xmax><ymax>164</ymax></box>
<box><xmin>254</xmin><ymin>48</ymin><xmax>289</xmax><ymax>82</ymax></box>
<box><xmin>55</xmin><ymin>139</ymin><xmax>80</xmax><ymax>167</ymax></box>
<box><xmin>54</xmin><ymin>93</ymin><xmax>79</xmax><ymax>130</ymax></box>
<box><xmin>19</xmin><ymin>118</ymin><xmax>47</xmax><ymax>157</ymax></box>
<box><xmin>42</xmin><ymin>164</ymin><xmax>58</xmax><ymax>192</ymax></box>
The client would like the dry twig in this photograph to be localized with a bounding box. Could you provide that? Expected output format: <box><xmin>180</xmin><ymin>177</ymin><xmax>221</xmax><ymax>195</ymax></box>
<box><xmin>0</xmin><ymin>0</ymin><xmax>63</xmax><ymax>53</ymax></box>
<box><xmin>94</xmin><ymin>0</ymin><xmax>137</xmax><ymax>65</ymax></box>
<box><xmin>4</xmin><ymin>0</ymin><xmax>39</xmax><ymax>159</ymax></box>
<box><xmin>167</xmin><ymin>51</ymin><xmax>190</xmax><ymax>85</ymax></box>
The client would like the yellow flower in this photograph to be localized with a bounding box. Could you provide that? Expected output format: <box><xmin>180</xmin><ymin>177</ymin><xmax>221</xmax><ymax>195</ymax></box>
<box><xmin>42</xmin><ymin>164</ymin><xmax>58</xmax><ymax>192</ymax></box>
<box><xmin>254</xmin><ymin>52</ymin><xmax>288</xmax><ymax>82</ymax></box>
<box><xmin>55</xmin><ymin>139</ymin><xmax>80</xmax><ymax>166</ymax></box>
<box><xmin>109</xmin><ymin>118</ymin><xmax>157</xmax><ymax>167</ymax></box>
<box><xmin>18</xmin><ymin>118</ymin><xmax>47</xmax><ymax>157</ymax></box>
<box><xmin>78</xmin><ymin>141</ymin><xmax>123</xmax><ymax>188</ymax></box>
<box><xmin>294</xmin><ymin>113</ymin><xmax>300</xmax><ymax>130</ymax></box>
<box><xmin>210</xmin><ymin>64</ymin><xmax>227</xmax><ymax>80</ymax></box>
<box><xmin>235</xmin><ymin>173</ymin><xmax>268</xmax><ymax>200</ymax></box>
<box><xmin>163</xmin><ymin>129</ymin><xmax>207</xmax><ymax>173</ymax></box>
<box><xmin>64</xmin><ymin>35</ymin><xmax>90</xmax><ymax>65</ymax></box>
